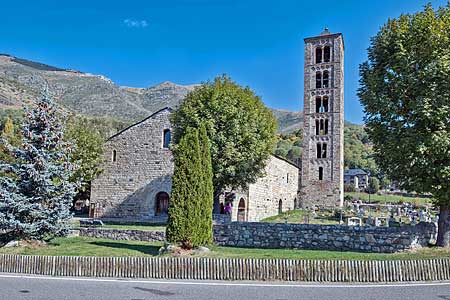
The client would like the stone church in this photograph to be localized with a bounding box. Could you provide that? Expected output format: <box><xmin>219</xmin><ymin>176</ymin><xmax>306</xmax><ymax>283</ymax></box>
<box><xmin>90</xmin><ymin>107</ymin><xmax>299</xmax><ymax>222</ymax></box>
<box><xmin>90</xmin><ymin>29</ymin><xmax>344</xmax><ymax>222</ymax></box>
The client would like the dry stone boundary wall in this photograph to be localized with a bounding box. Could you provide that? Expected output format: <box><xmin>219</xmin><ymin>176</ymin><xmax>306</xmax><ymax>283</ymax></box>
<box><xmin>77</xmin><ymin>221</ymin><xmax>436</xmax><ymax>254</ymax></box>
<box><xmin>213</xmin><ymin>222</ymin><xmax>437</xmax><ymax>253</ymax></box>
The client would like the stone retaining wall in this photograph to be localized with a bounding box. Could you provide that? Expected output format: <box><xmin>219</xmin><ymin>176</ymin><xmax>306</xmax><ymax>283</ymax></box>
<box><xmin>77</xmin><ymin>228</ymin><xmax>165</xmax><ymax>242</ymax></box>
<box><xmin>77</xmin><ymin>221</ymin><xmax>436</xmax><ymax>254</ymax></box>
<box><xmin>213</xmin><ymin>222</ymin><xmax>437</xmax><ymax>253</ymax></box>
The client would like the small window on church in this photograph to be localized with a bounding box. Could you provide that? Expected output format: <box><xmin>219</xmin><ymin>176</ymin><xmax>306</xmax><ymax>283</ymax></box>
<box><xmin>315</xmin><ymin>119</ymin><xmax>320</xmax><ymax>135</ymax></box>
<box><xmin>325</xmin><ymin>119</ymin><xmax>329</xmax><ymax>135</ymax></box>
<box><xmin>323</xmin><ymin>71</ymin><xmax>329</xmax><ymax>88</ymax></box>
<box><xmin>316</xmin><ymin>143</ymin><xmax>322</xmax><ymax>159</ymax></box>
<box><xmin>319</xmin><ymin>167</ymin><xmax>323</xmax><ymax>180</ymax></box>
<box><xmin>112</xmin><ymin>150</ymin><xmax>117</xmax><ymax>162</ymax></box>
<box><xmin>163</xmin><ymin>129</ymin><xmax>171</xmax><ymax>149</ymax></box>
<box><xmin>286</xmin><ymin>173</ymin><xmax>289</xmax><ymax>183</ymax></box>
<box><xmin>316</xmin><ymin>72</ymin><xmax>322</xmax><ymax>89</ymax></box>
<box><xmin>315</xmin><ymin>47</ymin><xmax>322</xmax><ymax>64</ymax></box>
<box><xmin>323</xmin><ymin>46</ymin><xmax>331</xmax><ymax>62</ymax></box>
<box><xmin>322</xmin><ymin>143</ymin><xmax>327</xmax><ymax>158</ymax></box>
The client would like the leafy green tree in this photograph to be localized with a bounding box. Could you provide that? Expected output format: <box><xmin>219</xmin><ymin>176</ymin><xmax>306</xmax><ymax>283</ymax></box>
<box><xmin>171</xmin><ymin>75</ymin><xmax>277</xmax><ymax>211</ymax></box>
<box><xmin>66</xmin><ymin>116</ymin><xmax>104</xmax><ymax>203</ymax></box>
<box><xmin>0</xmin><ymin>117</ymin><xmax>21</xmax><ymax>164</ymax></box>
<box><xmin>0</xmin><ymin>92</ymin><xmax>77</xmax><ymax>242</ymax></box>
<box><xmin>368</xmin><ymin>177</ymin><xmax>380</xmax><ymax>194</ymax></box>
<box><xmin>166</xmin><ymin>127</ymin><xmax>204</xmax><ymax>248</ymax></box>
<box><xmin>358</xmin><ymin>4</ymin><xmax>450</xmax><ymax>246</ymax></box>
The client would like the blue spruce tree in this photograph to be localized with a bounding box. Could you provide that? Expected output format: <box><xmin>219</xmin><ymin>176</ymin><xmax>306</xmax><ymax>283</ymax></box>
<box><xmin>0</xmin><ymin>92</ymin><xmax>77</xmax><ymax>242</ymax></box>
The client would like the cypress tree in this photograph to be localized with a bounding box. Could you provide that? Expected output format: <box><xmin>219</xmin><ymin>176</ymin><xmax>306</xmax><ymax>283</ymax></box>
<box><xmin>198</xmin><ymin>124</ymin><xmax>213</xmax><ymax>245</ymax></box>
<box><xmin>0</xmin><ymin>92</ymin><xmax>77</xmax><ymax>242</ymax></box>
<box><xmin>166</xmin><ymin>127</ymin><xmax>203</xmax><ymax>248</ymax></box>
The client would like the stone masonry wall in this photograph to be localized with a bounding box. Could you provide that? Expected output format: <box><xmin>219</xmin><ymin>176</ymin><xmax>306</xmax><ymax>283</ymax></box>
<box><xmin>90</xmin><ymin>108</ymin><xmax>173</xmax><ymax>219</ymax></box>
<box><xmin>214</xmin><ymin>222</ymin><xmax>436</xmax><ymax>253</ymax></box>
<box><xmin>76</xmin><ymin>221</ymin><xmax>436</xmax><ymax>254</ymax></box>
<box><xmin>78</xmin><ymin>228</ymin><xmax>165</xmax><ymax>242</ymax></box>
<box><xmin>245</xmin><ymin>156</ymin><xmax>299</xmax><ymax>221</ymax></box>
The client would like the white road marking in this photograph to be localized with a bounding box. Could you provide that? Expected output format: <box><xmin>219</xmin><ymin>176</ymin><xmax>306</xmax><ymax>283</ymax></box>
<box><xmin>0</xmin><ymin>274</ymin><xmax>449</xmax><ymax>288</ymax></box>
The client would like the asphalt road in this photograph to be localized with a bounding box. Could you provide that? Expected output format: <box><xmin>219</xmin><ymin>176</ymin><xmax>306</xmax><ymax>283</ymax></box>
<box><xmin>0</xmin><ymin>274</ymin><xmax>450</xmax><ymax>300</ymax></box>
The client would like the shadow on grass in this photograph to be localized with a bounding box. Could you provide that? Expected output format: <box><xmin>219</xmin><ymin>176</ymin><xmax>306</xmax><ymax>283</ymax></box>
<box><xmin>89</xmin><ymin>241</ymin><xmax>161</xmax><ymax>256</ymax></box>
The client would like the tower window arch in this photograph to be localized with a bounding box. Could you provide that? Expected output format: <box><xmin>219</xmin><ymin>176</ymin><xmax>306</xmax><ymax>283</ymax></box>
<box><xmin>319</xmin><ymin>167</ymin><xmax>324</xmax><ymax>180</ymax></box>
<box><xmin>323</xmin><ymin>46</ymin><xmax>331</xmax><ymax>62</ymax></box>
<box><xmin>317</xmin><ymin>143</ymin><xmax>327</xmax><ymax>158</ymax></box>
<box><xmin>315</xmin><ymin>96</ymin><xmax>329</xmax><ymax>113</ymax></box>
<box><xmin>315</xmin><ymin>72</ymin><xmax>322</xmax><ymax>88</ymax></box>
<box><xmin>323</xmin><ymin>71</ymin><xmax>329</xmax><ymax>88</ymax></box>
<box><xmin>315</xmin><ymin>47</ymin><xmax>323</xmax><ymax>64</ymax></box>
<box><xmin>323</xmin><ymin>96</ymin><xmax>329</xmax><ymax>112</ymax></box>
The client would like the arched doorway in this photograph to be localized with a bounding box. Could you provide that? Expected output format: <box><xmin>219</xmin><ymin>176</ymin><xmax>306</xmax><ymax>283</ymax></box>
<box><xmin>155</xmin><ymin>192</ymin><xmax>169</xmax><ymax>216</ymax></box>
<box><xmin>278</xmin><ymin>199</ymin><xmax>283</xmax><ymax>214</ymax></box>
<box><xmin>237</xmin><ymin>198</ymin><xmax>246</xmax><ymax>222</ymax></box>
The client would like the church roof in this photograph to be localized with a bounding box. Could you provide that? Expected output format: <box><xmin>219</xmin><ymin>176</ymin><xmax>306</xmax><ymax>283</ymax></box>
<box><xmin>344</xmin><ymin>169</ymin><xmax>368</xmax><ymax>176</ymax></box>
<box><xmin>107</xmin><ymin>107</ymin><xmax>173</xmax><ymax>141</ymax></box>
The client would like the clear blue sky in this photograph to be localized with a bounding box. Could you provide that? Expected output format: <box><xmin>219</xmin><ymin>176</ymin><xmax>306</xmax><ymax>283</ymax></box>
<box><xmin>0</xmin><ymin>0</ymin><xmax>447</xmax><ymax>124</ymax></box>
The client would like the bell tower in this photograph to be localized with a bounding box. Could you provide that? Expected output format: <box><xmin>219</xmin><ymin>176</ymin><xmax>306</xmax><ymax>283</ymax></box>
<box><xmin>299</xmin><ymin>28</ymin><xmax>344</xmax><ymax>208</ymax></box>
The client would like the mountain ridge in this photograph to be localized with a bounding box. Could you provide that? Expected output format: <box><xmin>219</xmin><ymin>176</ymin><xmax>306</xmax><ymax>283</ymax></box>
<box><xmin>0</xmin><ymin>54</ymin><xmax>361</xmax><ymax>134</ymax></box>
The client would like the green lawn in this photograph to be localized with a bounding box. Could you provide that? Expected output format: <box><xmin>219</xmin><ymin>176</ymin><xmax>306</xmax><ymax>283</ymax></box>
<box><xmin>346</xmin><ymin>192</ymin><xmax>432</xmax><ymax>205</ymax></box>
<box><xmin>0</xmin><ymin>237</ymin><xmax>162</xmax><ymax>257</ymax></box>
<box><xmin>261</xmin><ymin>209</ymin><xmax>340</xmax><ymax>225</ymax></box>
<box><xmin>1</xmin><ymin>237</ymin><xmax>450</xmax><ymax>261</ymax></box>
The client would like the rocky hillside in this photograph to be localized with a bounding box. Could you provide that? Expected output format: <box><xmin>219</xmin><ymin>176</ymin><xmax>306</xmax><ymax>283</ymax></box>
<box><xmin>0</xmin><ymin>54</ymin><xmax>197</xmax><ymax>123</ymax></box>
<box><xmin>0</xmin><ymin>54</ymin><xmax>305</xmax><ymax>133</ymax></box>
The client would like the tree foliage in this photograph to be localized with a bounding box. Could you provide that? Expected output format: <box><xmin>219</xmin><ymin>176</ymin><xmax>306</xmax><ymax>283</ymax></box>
<box><xmin>358</xmin><ymin>4</ymin><xmax>450</xmax><ymax>245</ymax></box>
<box><xmin>368</xmin><ymin>177</ymin><xmax>380</xmax><ymax>194</ymax></box>
<box><xmin>198</xmin><ymin>124</ymin><xmax>214</xmax><ymax>245</ymax></box>
<box><xmin>0</xmin><ymin>93</ymin><xmax>77</xmax><ymax>242</ymax></box>
<box><xmin>66</xmin><ymin>116</ymin><xmax>104</xmax><ymax>194</ymax></box>
<box><xmin>171</xmin><ymin>75</ymin><xmax>277</xmax><ymax>197</ymax></box>
<box><xmin>166</xmin><ymin>126</ymin><xmax>213</xmax><ymax>248</ymax></box>
<box><xmin>0</xmin><ymin>117</ymin><xmax>21</xmax><ymax>164</ymax></box>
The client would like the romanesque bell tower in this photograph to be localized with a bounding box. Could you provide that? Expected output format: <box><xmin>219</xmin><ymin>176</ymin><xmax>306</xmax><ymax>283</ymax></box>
<box><xmin>299</xmin><ymin>28</ymin><xmax>344</xmax><ymax>208</ymax></box>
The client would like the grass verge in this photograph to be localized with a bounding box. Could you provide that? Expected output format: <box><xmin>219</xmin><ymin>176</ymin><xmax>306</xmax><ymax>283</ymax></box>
<box><xmin>1</xmin><ymin>237</ymin><xmax>450</xmax><ymax>261</ymax></box>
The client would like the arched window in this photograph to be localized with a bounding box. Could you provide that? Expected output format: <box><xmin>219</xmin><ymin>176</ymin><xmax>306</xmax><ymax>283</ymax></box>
<box><xmin>320</xmin><ymin>119</ymin><xmax>325</xmax><ymax>135</ymax></box>
<box><xmin>316</xmin><ymin>72</ymin><xmax>322</xmax><ymax>88</ymax></box>
<box><xmin>317</xmin><ymin>143</ymin><xmax>327</xmax><ymax>158</ymax></box>
<box><xmin>325</xmin><ymin>119</ymin><xmax>329</xmax><ymax>134</ymax></box>
<box><xmin>155</xmin><ymin>192</ymin><xmax>170</xmax><ymax>215</ymax></box>
<box><xmin>278</xmin><ymin>199</ymin><xmax>283</xmax><ymax>214</ymax></box>
<box><xmin>315</xmin><ymin>97</ymin><xmax>322</xmax><ymax>113</ymax></box>
<box><xmin>112</xmin><ymin>150</ymin><xmax>117</xmax><ymax>162</ymax></box>
<box><xmin>163</xmin><ymin>129</ymin><xmax>171</xmax><ymax>148</ymax></box>
<box><xmin>323</xmin><ymin>46</ymin><xmax>331</xmax><ymax>62</ymax></box>
<box><xmin>319</xmin><ymin>167</ymin><xmax>324</xmax><ymax>180</ymax></box>
<box><xmin>315</xmin><ymin>47</ymin><xmax>323</xmax><ymax>64</ymax></box>
<box><xmin>323</xmin><ymin>71</ymin><xmax>329</xmax><ymax>88</ymax></box>
<box><xmin>237</xmin><ymin>198</ymin><xmax>246</xmax><ymax>222</ymax></box>
<box><xmin>315</xmin><ymin>119</ymin><xmax>320</xmax><ymax>135</ymax></box>
<box><xmin>323</xmin><ymin>96</ymin><xmax>329</xmax><ymax>112</ymax></box>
